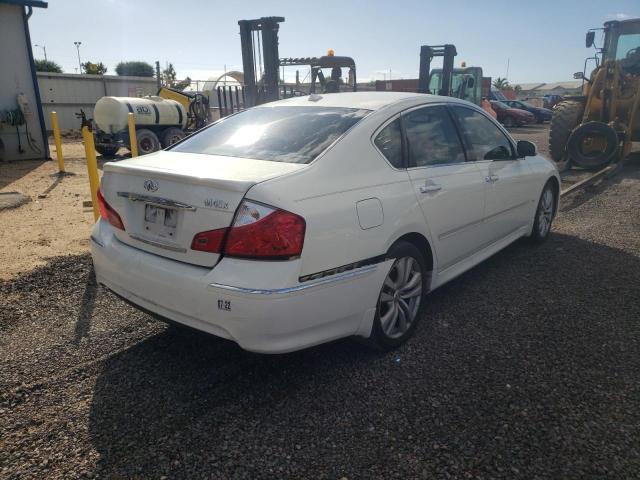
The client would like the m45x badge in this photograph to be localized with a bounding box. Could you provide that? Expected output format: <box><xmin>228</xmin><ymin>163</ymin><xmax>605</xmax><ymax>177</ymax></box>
<box><xmin>204</xmin><ymin>198</ymin><xmax>229</xmax><ymax>210</ymax></box>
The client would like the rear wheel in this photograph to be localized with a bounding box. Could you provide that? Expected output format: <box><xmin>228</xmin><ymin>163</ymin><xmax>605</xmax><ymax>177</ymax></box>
<box><xmin>549</xmin><ymin>100</ymin><xmax>585</xmax><ymax>171</ymax></box>
<box><xmin>135</xmin><ymin>129</ymin><xmax>161</xmax><ymax>155</ymax></box>
<box><xmin>365</xmin><ymin>241</ymin><xmax>426</xmax><ymax>350</ymax></box>
<box><xmin>161</xmin><ymin>127</ymin><xmax>186</xmax><ymax>148</ymax></box>
<box><xmin>503</xmin><ymin>116</ymin><xmax>515</xmax><ymax>128</ymax></box>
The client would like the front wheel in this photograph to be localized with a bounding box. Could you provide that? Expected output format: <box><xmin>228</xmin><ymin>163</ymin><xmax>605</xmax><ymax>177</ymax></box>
<box><xmin>530</xmin><ymin>182</ymin><xmax>556</xmax><ymax>243</ymax></box>
<box><xmin>366</xmin><ymin>241</ymin><xmax>427</xmax><ymax>350</ymax></box>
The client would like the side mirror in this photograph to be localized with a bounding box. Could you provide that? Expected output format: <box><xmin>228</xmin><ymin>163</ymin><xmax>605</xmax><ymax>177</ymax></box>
<box><xmin>573</xmin><ymin>71</ymin><xmax>585</xmax><ymax>80</ymax></box>
<box><xmin>586</xmin><ymin>31</ymin><xmax>595</xmax><ymax>48</ymax></box>
<box><xmin>517</xmin><ymin>140</ymin><xmax>537</xmax><ymax>158</ymax></box>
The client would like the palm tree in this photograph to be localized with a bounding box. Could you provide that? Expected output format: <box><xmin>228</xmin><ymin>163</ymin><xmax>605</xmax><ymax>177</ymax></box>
<box><xmin>493</xmin><ymin>77</ymin><xmax>510</xmax><ymax>90</ymax></box>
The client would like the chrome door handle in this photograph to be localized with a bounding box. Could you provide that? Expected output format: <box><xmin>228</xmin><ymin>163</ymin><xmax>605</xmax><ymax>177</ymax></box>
<box><xmin>420</xmin><ymin>184</ymin><xmax>442</xmax><ymax>193</ymax></box>
<box><xmin>485</xmin><ymin>174</ymin><xmax>499</xmax><ymax>183</ymax></box>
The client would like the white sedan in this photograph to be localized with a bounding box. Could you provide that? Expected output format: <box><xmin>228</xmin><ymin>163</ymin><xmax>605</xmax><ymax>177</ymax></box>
<box><xmin>91</xmin><ymin>92</ymin><xmax>559</xmax><ymax>353</ymax></box>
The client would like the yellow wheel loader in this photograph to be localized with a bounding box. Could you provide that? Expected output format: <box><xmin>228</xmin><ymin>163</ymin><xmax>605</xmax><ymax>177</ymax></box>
<box><xmin>549</xmin><ymin>18</ymin><xmax>640</xmax><ymax>170</ymax></box>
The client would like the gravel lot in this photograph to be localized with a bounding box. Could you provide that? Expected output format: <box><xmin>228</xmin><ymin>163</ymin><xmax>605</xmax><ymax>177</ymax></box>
<box><xmin>2</xmin><ymin>141</ymin><xmax>640</xmax><ymax>479</ymax></box>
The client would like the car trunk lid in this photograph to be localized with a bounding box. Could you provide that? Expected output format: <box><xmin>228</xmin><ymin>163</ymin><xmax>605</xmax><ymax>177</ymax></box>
<box><xmin>100</xmin><ymin>151</ymin><xmax>306</xmax><ymax>267</ymax></box>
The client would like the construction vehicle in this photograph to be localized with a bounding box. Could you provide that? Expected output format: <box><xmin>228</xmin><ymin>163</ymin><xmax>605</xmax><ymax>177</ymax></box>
<box><xmin>92</xmin><ymin>87</ymin><xmax>209</xmax><ymax>156</ymax></box>
<box><xmin>378</xmin><ymin>44</ymin><xmax>490</xmax><ymax>107</ymax></box>
<box><xmin>549</xmin><ymin>18</ymin><xmax>640</xmax><ymax>170</ymax></box>
<box><xmin>217</xmin><ymin>17</ymin><xmax>357</xmax><ymax>115</ymax></box>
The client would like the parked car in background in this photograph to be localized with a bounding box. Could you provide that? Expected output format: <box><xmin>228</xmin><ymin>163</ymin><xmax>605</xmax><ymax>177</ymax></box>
<box><xmin>91</xmin><ymin>92</ymin><xmax>559</xmax><ymax>353</ymax></box>
<box><xmin>503</xmin><ymin>100</ymin><xmax>553</xmax><ymax>123</ymax></box>
<box><xmin>490</xmin><ymin>100</ymin><xmax>536</xmax><ymax>127</ymax></box>
<box><xmin>543</xmin><ymin>94</ymin><xmax>564</xmax><ymax>109</ymax></box>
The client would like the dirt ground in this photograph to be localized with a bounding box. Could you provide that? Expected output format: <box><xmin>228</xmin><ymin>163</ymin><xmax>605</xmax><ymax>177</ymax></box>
<box><xmin>0</xmin><ymin>139</ymin><xmax>120</xmax><ymax>280</ymax></box>
<box><xmin>0</xmin><ymin>124</ymin><xmax>573</xmax><ymax>280</ymax></box>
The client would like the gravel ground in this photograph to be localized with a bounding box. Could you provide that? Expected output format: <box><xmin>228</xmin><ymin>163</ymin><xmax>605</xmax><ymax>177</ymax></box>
<box><xmin>2</xmin><ymin>159</ymin><xmax>640</xmax><ymax>479</ymax></box>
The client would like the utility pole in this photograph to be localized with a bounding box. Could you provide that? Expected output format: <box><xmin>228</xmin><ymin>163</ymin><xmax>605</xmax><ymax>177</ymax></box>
<box><xmin>74</xmin><ymin>41</ymin><xmax>82</xmax><ymax>73</ymax></box>
<box><xmin>35</xmin><ymin>44</ymin><xmax>47</xmax><ymax>61</ymax></box>
<box><xmin>506</xmin><ymin>57</ymin><xmax>510</xmax><ymax>80</ymax></box>
<box><xmin>389</xmin><ymin>68</ymin><xmax>392</xmax><ymax>82</ymax></box>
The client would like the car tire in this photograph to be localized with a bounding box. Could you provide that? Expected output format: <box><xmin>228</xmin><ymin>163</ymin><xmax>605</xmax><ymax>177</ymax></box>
<box><xmin>536</xmin><ymin>116</ymin><xmax>544</xmax><ymax>124</ymax></box>
<box><xmin>365</xmin><ymin>241</ymin><xmax>427</xmax><ymax>350</ymax></box>
<box><xmin>530</xmin><ymin>181</ymin><xmax>556</xmax><ymax>243</ymax></box>
<box><xmin>135</xmin><ymin>129</ymin><xmax>161</xmax><ymax>155</ymax></box>
<box><xmin>503</xmin><ymin>116</ymin><xmax>515</xmax><ymax>128</ymax></box>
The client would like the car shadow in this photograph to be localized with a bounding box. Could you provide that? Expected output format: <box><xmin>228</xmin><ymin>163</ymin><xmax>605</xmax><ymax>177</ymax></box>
<box><xmin>87</xmin><ymin>230</ymin><xmax>640</xmax><ymax>478</ymax></box>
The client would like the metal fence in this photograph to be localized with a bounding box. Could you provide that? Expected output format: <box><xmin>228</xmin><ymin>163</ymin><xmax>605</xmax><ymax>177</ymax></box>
<box><xmin>37</xmin><ymin>72</ymin><xmax>158</xmax><ymax>132</ymax></box>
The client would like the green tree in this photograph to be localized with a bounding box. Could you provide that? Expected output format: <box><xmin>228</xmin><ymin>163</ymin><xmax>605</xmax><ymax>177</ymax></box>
<box><xmin>34</xmin><ymin>59</ymin><xmax>62</xmax><ymax>73</ymax></box>
<box><xmin>514</xmin><ymin>84</ymin><xmax>522</xmax><ymax>95</ymax></box>
<box><xmin>162</xmin><ymin>63</ymin><xmax>177</xmax><ymax>86</ymax></box>
<box><xmin>82</xmin><ymin>61</ymin><xmax>107</xmax><ymax>75</ymax></box>
<box><xmin>115</xmin><ymin>61</ymin><xmax>154</xmax><ymax>77</ymax></box>
<box><xmin>492</xmin><ymin>77</ymin><xmax>510</xmax><ymax>90</ymax></box>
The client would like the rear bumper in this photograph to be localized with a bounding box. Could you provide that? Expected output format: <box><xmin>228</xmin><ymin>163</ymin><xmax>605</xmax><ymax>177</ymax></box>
<box><xmin>90</xmin><ymin>220</ymin><xmax>391</xmax><ymax>353</ymax></box>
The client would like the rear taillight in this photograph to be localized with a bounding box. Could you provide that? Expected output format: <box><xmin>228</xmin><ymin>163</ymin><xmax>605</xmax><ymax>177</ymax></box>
<box><xmin>191</xmin><ymin>228</ymin><xmax>226</xmax><ymax>253</ymax></box>
<box><xmin>190</xmin><ymin>200</ymin><xmax>305</xmax><ymax>259</ymax></box>
<box><xmin>97</xmin><ymin>189</ymin><xmax>125</xmax><ymax>230</ymax></box>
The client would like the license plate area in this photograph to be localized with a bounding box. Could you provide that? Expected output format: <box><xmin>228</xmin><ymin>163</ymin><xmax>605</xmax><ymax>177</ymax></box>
<box><xmin>144</xmin><ymin>204</ymin><xmax>178</xmax><ymax>239</ymax></box>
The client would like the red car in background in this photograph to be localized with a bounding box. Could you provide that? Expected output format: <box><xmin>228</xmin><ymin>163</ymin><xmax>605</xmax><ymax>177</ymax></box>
<box><xmin>490</xmin><ymin>101</ymin><xmax>535</xmax><ymax>127</ymax></box>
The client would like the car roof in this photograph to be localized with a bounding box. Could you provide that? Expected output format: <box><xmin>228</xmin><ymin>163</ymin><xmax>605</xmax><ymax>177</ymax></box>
<box><xmin>261</xmin><ymin>91</ymin><xmax>460</xmax><ymax>111</ymax></box>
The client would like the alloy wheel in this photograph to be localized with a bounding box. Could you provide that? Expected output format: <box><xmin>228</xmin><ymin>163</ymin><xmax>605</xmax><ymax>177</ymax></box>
<box><xmin>538</xmin><ymin>187</ymin><xmax>554</xmax><ymax>236</ymax></box>
<box><xmin>378</xmin><ymin>257</ymin><xmax>423</xmax><ymax>339</ymax></box>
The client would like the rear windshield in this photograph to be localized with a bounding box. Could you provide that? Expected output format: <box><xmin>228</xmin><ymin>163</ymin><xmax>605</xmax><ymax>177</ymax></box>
<box><xmin>171</xmin><ymin>106</ymin><xmax>370</xmax><ymax>164</ymax></box>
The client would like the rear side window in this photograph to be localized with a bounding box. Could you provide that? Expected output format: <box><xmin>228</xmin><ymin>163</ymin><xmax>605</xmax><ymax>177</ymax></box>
<box><xmin>403</xmin><ymin>106</ymin><xmax>465</xmax><ymax>167</ymax></box>
<box><xmin>374</xmin><ymin>118</ymin><xmax>404</xmax><ymax>168</ymax></box>
<box><xmin>171</xmin><ymin>106</ymin><xmax>370</xmax><ymax>164</ymax></box>
<box><xmin>451</xmin><ymin>106</ymin><xmax>514</xmax><ymax>161</ymax></box>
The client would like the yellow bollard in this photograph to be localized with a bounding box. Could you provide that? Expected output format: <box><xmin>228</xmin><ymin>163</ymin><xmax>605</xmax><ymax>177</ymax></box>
<box><xmin>127</xmin><ymin>112</ymin><xmax>138</xmax><ymax>157</ymax></box>
<box><xmin>50</xmin><ymin>111</ymin><xmax>65</xmax><ymax>172</ymax></box>
<box><xmin>81</xmin><ymin>126</ymin><xmax>100</xmax><ymax>221</ymax></box>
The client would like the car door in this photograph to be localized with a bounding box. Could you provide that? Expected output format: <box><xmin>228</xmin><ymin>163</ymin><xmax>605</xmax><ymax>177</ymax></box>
<box><xmin>450</xmin><ymin>105</ymin><xmax>537</xmax><ymax>243</ymax></box>
<box><xmin>402</xmin><ymin>105</ymin><xmax>486</xmax><ymax>272</ymax></box>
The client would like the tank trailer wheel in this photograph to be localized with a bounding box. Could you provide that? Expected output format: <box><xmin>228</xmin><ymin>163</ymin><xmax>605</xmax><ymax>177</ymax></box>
<box><xmin>161</xmin><ymin>127</ymin><xmax>186</xmax><ymax>148</ymax></box>
<box><xmin>95</xmin><ymin>145</ymin><xmax>120</xmax><ymax>157</ymax></box>
<box><xmin>135</xmin><ymin>129</ymin><xmax>161</xmax><ymax>155</ymax></box>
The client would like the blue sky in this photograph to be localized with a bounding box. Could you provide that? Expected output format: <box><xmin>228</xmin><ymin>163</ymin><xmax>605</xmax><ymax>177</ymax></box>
<box><xmin>29</xmin><ymin>0</ymin><xmax>639</xmax><ymax>85</ymax></box>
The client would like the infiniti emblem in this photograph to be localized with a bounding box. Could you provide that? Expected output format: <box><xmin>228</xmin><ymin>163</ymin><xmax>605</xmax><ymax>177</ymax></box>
<box><xmin>143</xmin><ymin>180</ymin><xmax>158</xmax><ymax>192</ymax></box>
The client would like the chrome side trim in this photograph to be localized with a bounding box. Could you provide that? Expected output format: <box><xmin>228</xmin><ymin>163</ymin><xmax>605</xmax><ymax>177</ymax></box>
<box><xmin>117</xmin><ymin>192</ymin><xmax>197</xmax><ymax>211</ymax></box>
<box><xmin>209</xmin><ymin>264</ymin><xmax>378</xmax><ymax>295</ymax></box>
<box><xmin>129</xmin><ymin>234</ymin><xmax>187</xmax><ymax>253</ymax></box>
<box><xmin>90</xmin><ymin>235</ymin><xmax>104</xmax><ymax>248</ymax></box>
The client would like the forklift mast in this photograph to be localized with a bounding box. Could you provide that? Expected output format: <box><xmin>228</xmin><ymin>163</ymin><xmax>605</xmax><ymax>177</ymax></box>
<box><xmin>417</xmin><ymin>44</ymin><xmax>457</xmax><ymax>96</ymax></box>
<box><xmin>238</xmin><ymin>16</ymin><xmax>285</xmax><ymax>107</ymax></box>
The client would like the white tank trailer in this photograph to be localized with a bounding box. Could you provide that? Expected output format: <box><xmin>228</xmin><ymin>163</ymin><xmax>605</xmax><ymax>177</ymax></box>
<box><xmin>93</xmin><ymin>96</ymin><xmax>188</xmax><ymax>156</ymax></box>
